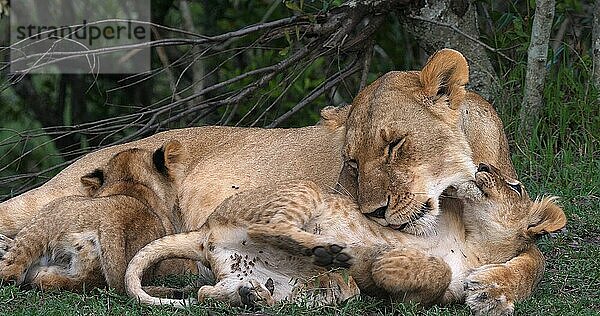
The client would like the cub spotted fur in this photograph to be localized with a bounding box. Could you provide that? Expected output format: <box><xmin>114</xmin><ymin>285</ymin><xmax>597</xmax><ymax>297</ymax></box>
<box><xmin>125</xmin><ymin>163</ymin><xmax>565</xmax><ymax>315</ymax></box>
<box><xmin>0</xmin><ymin>140</ymin><xmax>188</xmax><ymax>293</ymax></box>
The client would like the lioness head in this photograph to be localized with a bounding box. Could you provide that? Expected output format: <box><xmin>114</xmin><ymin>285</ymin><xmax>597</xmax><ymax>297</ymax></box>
<box><xmin>458</xmin><ymin>163</ymin><xmax>567</xmax><ymax>261</ymax></box>
<box><xmin>79</xmin><ymin>140</ymin><xmax>187</xmax><ymax>203</ymax></box>
<box><xmin>337</xmin><ymin>49</ymin><xmax>476</xmax><ymax>235</ymax></box>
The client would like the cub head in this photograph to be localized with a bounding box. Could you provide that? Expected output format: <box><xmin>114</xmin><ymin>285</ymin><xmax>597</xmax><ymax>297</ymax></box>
<box><xmin>458</xmin><ymin>163</ymin><xmax>567</xmax><ymax>260</ymax></box>
<box><xmin>338</xmin><ymin>49</ymin><xmax>476</xmax><ymax>235</ymax></box>
<box><xmin>80</xmin><ymin>140</ymin><xmax>187</xmax><ymax>203</ymax></box>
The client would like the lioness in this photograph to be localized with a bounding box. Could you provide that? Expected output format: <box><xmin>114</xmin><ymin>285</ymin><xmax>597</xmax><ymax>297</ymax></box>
<box><xmin>125</xmin><ymin>163</ymin><xmax>566</xmax><ymax>315</ymax></box>
<box><xmin>0</xmin><ymin>49</ymin><xmax>544</xmax><ymax>302</ymax></box>
<box><xmin>0</xmin><ymin>140</ymin><xmax>187</xmax><ymax>293</ymax></box>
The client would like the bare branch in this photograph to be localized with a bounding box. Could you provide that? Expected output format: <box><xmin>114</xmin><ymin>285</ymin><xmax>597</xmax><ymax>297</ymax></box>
<box><xmin>408</xmin><ymin>15</ymin><xmax>515</xmax><ymax>63</ymax></box>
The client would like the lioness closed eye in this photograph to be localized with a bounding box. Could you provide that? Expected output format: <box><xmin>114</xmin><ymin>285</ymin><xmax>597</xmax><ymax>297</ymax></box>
<box><xmin>0</xmin><ymin>140</ymin><xmax>187</xmax><ymax>294</ymax></box>
<box><xmin>125</xmin><ymin>163</ymin><xmax>565</xmax><ymax>315</ymax></box>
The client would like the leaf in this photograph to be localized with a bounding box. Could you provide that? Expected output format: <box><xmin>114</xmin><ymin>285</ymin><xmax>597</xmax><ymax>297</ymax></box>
<box><xmin>341</xmin><ymin>269</ymin><xmax>350</xmax><ymax>285</ymax></box>
<box><xmin>285</xmin><ymin>1</ymin><xmax>302</xmax><ymax>12</ymax></box>
<box><xmin>279</xmin><ymin>46</ymin><xmax>290</xmax><ymax>56</ymax></box>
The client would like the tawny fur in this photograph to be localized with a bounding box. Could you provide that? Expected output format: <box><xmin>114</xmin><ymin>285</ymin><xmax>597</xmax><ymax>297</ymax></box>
<box><xmin>1</xmin><ymin>50</ymin><xmax>509</xmax><ymax>238</ymax></box>
<box><xmin>0</xmin><ymin>49</ymin><xmax>543</xmax><ymax>309</ymax></box>
<box><xmin>125</xmin><ymin>165</ymin><xmax>565</xmax><ymax>315</ymax></box>
<box><xmin>0</xmin><ymin>140</ymin><xmax>193</xmax><ymax>293</ymax></box>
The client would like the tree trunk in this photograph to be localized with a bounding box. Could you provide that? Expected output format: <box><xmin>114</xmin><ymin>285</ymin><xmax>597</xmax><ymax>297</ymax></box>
<box><xmin>401</xmin><ymin>0</ymin><xmax>497</xmax><ymax>100</ymax></box>
<box><xmin>593</xmin><ymin>0</ymin><xmax>600</xmax><ymax>92</ymax></box>
<box><xmin>179</xmin><ymin>0</ymin><xmax>205</xmax><ymax>106</ymax></box>
<box><xmin>519</xmin><ymin>0</ymin><xmax>555</xmax><ymax>140</ymax></box>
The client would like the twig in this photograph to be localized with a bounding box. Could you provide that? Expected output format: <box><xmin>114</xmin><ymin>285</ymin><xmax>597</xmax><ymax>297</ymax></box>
<box><xmin>409</xmin><ymin>15</ymin><xmax>516</xmax><ymax>63</ymax></box>
<box><xmin>360</xmin><ymin>39</ymin><xmax>374</xmax><ymax>90</ymax></box>
<box><xmin>267</xmin><ymin>58</ymin><xmax>361</xmax><ymax>127</ymax></box>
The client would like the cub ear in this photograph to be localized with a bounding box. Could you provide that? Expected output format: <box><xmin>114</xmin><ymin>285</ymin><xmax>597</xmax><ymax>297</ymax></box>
<box><xmin>80</xmin><ymin>169</ymin><xmax>104</xmax><ymax>196</ymax></box>
<box><xmin>335</xmin><ymin>162</ymin><xmax>358</xmax><ymax>200</ymax></box>
<box><xmin>419</xmin><ymin>48</ymin><xmax>469</xmax><ymax>110</ymax></box>
<box><xmin>152</xmin><ymin>140</ymin><xmax>187</xmax><ymax>180</ymax></box>
<box><xmin>318</xmin><ymin>104</ymin><xmax>351</xmax><ymax>129</ymax></box>
<box><xmin>527</xmin><ymin>196</ymin><xmax>567</xmax><ymax>237</ymax></box>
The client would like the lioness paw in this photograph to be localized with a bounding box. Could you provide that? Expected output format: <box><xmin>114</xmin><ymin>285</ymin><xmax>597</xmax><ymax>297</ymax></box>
<box><xmin>311</xmin><ymin>244</ymin><xmax>352</xmax><ymax>269</ymax></box>
<box><xmin>464</xmin><ymin>265</ymin><xmax>515</xmax><ymax>316</ymax></box>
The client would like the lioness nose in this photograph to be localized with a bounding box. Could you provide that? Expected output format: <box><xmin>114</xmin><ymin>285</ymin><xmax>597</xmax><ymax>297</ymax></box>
<box><xmin>367</xmin><ymin>205</ymin><xmax>387</xmax><ymax>219</ymax></box>
<box><xmin>477</xmin><ymin>163</ymin><xmax>491</xmax><ymax>173</ymax></box>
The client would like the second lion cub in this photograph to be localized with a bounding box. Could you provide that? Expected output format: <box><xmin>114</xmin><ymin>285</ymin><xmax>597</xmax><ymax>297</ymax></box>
<box><xmin>0</xmin><ymin>140</ymin><xmax>187</xmax><ymax>293</ymax></box>
<box><xmin>126</xmin><ymin>163</ymin><xmax>566</xmax><ymax>314</ymax></box>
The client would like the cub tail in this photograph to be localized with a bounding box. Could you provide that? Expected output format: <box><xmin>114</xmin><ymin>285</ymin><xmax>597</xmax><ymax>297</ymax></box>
<box><xmin>125</xmin><ymin>230</ymin><xmax>206</xmax><ymax>308</ymax></box>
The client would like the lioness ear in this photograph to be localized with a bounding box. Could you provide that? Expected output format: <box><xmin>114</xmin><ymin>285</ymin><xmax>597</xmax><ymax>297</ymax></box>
<box><xmin>80</xmin><ymin>169</ymin><xmax>104</xmax><ymax>196</ymax></box>
<box><xmin>527</xmin><ymin>196</ymin><xmax>567</xmax><ymax>237</ymax></box>
<box><xmin>419</xmin><ymin>48</ymin><xmax>469</xmax><ymax>110</ymax></box>
<box><xmin>153</xmin><ymin>140</ymin><xmax>187</xmax><ymax>180</ymax></box>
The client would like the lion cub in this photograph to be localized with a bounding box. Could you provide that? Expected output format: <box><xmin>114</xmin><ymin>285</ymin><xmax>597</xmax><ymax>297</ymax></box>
<box><xmin>125</xmin><ymin>163</ymin><xmax>566</xmax><ymax>314</ymax></box>
<box><xmin>0</xmin><ymin>140</ymin><xmax>186</xmax><ymax>293</ymax></box>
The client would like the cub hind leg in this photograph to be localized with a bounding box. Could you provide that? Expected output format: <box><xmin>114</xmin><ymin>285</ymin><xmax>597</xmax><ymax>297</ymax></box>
<box><xmin>245</xmin><ymin>186</ymin><xmax>351</xmax><ymax>268</ymax></box>
<box><xmin>0</xmin><ymin>229</ymin><xmax>50</xmax><ymax>283</ymax></box>
<box><xmin>249</xmin><ymin>222</ymin><xmax>352</xmax><ymax>269</ymax></box>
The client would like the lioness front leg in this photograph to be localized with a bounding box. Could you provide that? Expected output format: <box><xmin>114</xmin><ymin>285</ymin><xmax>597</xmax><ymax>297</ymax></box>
<box><xmin>370</xmin><ymin>247</ymin><xmax>451</xmax><ymax>305</ymax></box>
<box><xmin>464</xmin><ymin>246</ymin><xmax>545</xmax><ymax>316</ymax></box>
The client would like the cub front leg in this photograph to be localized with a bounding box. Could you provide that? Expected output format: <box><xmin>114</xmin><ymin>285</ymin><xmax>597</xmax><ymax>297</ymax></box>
<box><xmin>370</xmin><ymin>247</ymin><xmax>451</xmax><ymax>305</ymax></box>
<box><xmin>464</xmin><ymin>246</ymin><xmax>545</xmax><ymax>316</ymax></box>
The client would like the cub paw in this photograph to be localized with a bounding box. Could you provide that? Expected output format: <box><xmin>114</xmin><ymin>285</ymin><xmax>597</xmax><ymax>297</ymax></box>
<box><xmin>0</xmin><ymin>234</ymin><xmax>14</xmax><ymax>258</ymax></box>
<box><xmin>311</xmin><ymin>244</ymin><xmax>352</xmax><ymax>269</ymax></box>
<box><xmin>238</xmin><ymin>278</ymin><xmax>275</xmax><ymax>308</ymax></box>
<box><xmin>464</xmin><ymin>265</ymin><xmax>515</xmax><ymax>316</ymax></box>
<box><xmin>293</xmin><ymin>272</ymin><xmax>360</xmax><ymax>306</ymax></box>
<box><xmin>456</xmin><ymin>180</ymin><xmax>484</xmax><ymax>201</ymax></box>
<box><xmin>0</xmin><ymin>260</ymin><xmax>26</xmax><ymax>283</ymax></box>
